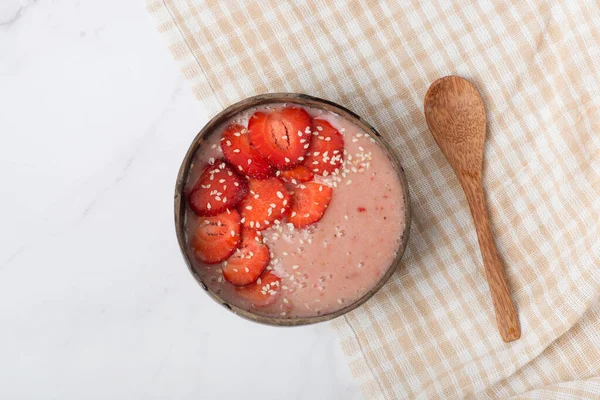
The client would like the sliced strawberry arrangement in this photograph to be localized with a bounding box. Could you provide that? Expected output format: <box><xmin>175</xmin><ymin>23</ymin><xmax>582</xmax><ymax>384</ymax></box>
<box><xmin>240</xmin><ymin>178</ymin><xmax>291</xmax><ymax>230</ymax></box>
<box><xmin>192</xmin><ymin>209</ymin><xmax>241</xmax><ymax>264</ymax></box>
<box><xmin>288</xmin><ymin>181</ymin><xmax>333</xmax><ymax>228</ymax></box>
<box><xmin>222</xmin><ymin>229</ymin><xmax>270</xmax><ymax>286</ymax></box>
<box><xmin>188</xmin><ymin>161</ymin><xmax>248</xmax><ymax>216</ymax></box>
<box><xmin>221</xmin><ymin>123</ymin><xmax>272</xmax><ymax>179</ymax></box>
<box><xmin>236</xmin><ymin>271</ymin><xmax>281</xmax><ymax>307</ymax></box>
<box><xmin>302</xmin><ymin>119</ymin><xmax>344</xmax><ymax>175</ymax></box>
<box><xmin>248</xmin><ymin>107</ymin><xmax>312</xmax><ymax>170</ymax></box>
<box><xmin>279</xmin><ymin>165</ymin><xmax>314</xmax><ymax>183</ymax></box>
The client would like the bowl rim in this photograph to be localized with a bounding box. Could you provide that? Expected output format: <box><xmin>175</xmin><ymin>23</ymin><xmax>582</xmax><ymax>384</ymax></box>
<box><xmin>174</xmin><ymin>93</ymin><xmax>411</xmax><ymax>326</ymax></box>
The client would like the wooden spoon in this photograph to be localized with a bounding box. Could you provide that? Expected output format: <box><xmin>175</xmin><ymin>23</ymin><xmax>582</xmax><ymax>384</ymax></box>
<box><xmin>424</xmin><ymin>76</ymin><xmax>520</xmax><ymax>342</ymax></box>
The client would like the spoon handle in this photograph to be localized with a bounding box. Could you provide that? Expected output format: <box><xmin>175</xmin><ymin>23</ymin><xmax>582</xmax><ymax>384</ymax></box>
<box><xmin>460</xmin><ymin>174</ymin><xmax>521</xmax><ymax>342</ymax></box>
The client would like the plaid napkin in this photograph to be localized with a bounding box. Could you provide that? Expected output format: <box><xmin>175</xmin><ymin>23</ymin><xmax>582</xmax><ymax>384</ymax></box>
<box><xmin>148</xmin><ymin>1</ymin><xmax>600</xmax><ymax>398</ymax></box>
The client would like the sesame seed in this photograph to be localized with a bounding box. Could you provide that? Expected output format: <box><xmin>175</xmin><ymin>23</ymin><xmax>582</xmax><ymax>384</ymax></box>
<box><xmin>222</xmin><ymin>197</ymin><xmax>227</xmax><ymax>203</ymax></box>
<box><xmin>234</xmin><ymin>182</ymin><xmax>239</xmax><ymax>187</ymax></box>
<box><xmin>344</xmin><ymin>215</ymin><xmax>349</xmax><ymax>220</ymax></box>
<box><xmin>291</xmin><ymin>211</ymin><xmax>297</xmax><ymax>217</ymax></box>
<box><xmin>245</xmin><ymin>267</ymin><xmax>249</xmax><ymax>273</ymax></box>
<box><xmin>211</xmin><ymin>144</ymin><xmax>217</xmax><ymax>149</ymax></box>
<box><xmin>207</xmin><ymin>203</ymin><xmax>212</xmax><ymax>209</ymax></box>
<box><xmin>281</xmin><ymin>135</ymin><xmax>288</xmax><ymax>139</ymax></box>
<box><xmin>316</xmin><ymin>126</ymin><xmax>323</xmax><ymax>131</ymax></box>
<box><xmin>280</xmin><ymin>312</ymin><xmax>287</xmax><ymax>316</ymax></box>
<box><xmin>256</xmin><ymin>222</ymin><xmax>261</xmax><ymax>228</ymax></box>
<box><xmin>240</xmin><ymin>217</ymin><xmax>246</xmax><ymax>223</ymax></box>
<box><xmin>304</xmin><ymin>213</ymin><xmax>310</xmax><ymax>217</ymax></box>
<box><xmin>246</xmin><ymin>205</ymin><xmax>253</xmax><ymax>210</ymax></box>
<box><xmin>283</xmin><ymin>298</ymin><xmax>289</xmax><ymax>304</ymax></box>
<box><xmin>346</xmin><ymin>180</ymin><xmax>352</xmax><ymax>185</ymax></box>
<box><xmin>325</xmin><ymin>137</ymin><xmax>331</xmax><ymax>141</ymax></box>
<box><xmin>283</xmin><ymin>199</ymin><xmax>288</xmax><ymax>206</ymax></box>
<box><xmin>234</xmin><ymin>132</ymin><xmax>241</xmax><ymax>137</ymax></box>
<box><xmin>209</xmin><ymin>157</ymin><xmax>215</xmax><ymax>164</ymax></box>
<box><xmin>276</xmin><ymin>191</ymin><xmax>284</xmax><ymax>199</ymax></box>
<box><xmin>304</xmin><ymin>144</ymin><xmax>310</xmax><ymax>149</ymax></box>
<box><xmin>297</xmin><ymin>130</ymin><xmax>303</xmax><ymax>136</ymax></box>
<box><xmin>250</xmin><ymin>221</ymin><xmax>254</xmax><ymax>228</ymax></box>
<box><xmin>284</xmin><ymin>157</ymin><xmax>290</xmax><ymax>163</ymax></box>
<box><xmin>247</xmin><ymin>159</ymin><xmax>252</xmax><ymax>165</ymax></box>
<box><xmin>313</xmin><ymin>152</ymin><xmax>320</xmax><ymax>156</ymax></box>
<box><xmin>233</xmin><ymin>268</ymin><xmax>238</xmax><ymax>272</ymax></box>
<box><xmin>257</xmin><ymin>278</ymin><xmax>262</xmax><ymax>284</ymax></box>
<box><xmin>254</xmin><ymin>194</ymin><xmax>259</xmax><ymax>199</ymax></box>
<box><xmin>233</xmin><ymin>149</ymin><xmax>240</xmax><ymax>153</ymax></box>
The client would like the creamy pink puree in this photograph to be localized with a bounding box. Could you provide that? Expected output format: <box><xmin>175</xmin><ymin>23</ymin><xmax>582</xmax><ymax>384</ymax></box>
<box><xmin>184</xmin><ymin>103</ymin><xmax>406</xmax><ymax>318</ymax></box>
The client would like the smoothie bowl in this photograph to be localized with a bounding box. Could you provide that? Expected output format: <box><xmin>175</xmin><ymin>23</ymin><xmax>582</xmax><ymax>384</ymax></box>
<box><xmin>175</xmin><ymin>93</ymin><xmax>411</xmax><ymax>326</ymax></box>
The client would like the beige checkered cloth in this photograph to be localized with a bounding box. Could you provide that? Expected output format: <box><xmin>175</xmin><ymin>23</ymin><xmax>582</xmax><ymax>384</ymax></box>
<box><xmin>148</xmin><ymin>1</ymin><xmax>600</xmax><ymax>398</ymax></box>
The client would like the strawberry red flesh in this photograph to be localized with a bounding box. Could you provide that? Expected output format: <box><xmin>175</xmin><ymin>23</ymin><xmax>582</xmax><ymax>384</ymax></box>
<box><xmin>222</xmin><ymin>229</ymin><xmax>270</xmax><ymax>286</ymax></box>
<box><xmin>221</xmin><ymin>123</ymin><xmax>272</xmax><ymax>179</ymax></box>
<box><xmin>279</xmin><ymin>165</ymin><xmax>314</xmax><ymax>183</ymax></box>
<box><xmin>236</xmin><ymin>271</ymin><xmax>281</xmax><ymax>307</ymax></box>
<box><xmin>192</xmin><ymin>209</ymin><xmax>241</xmax><ymax>264</ymax></box>
<box><xmin>248</xmin><ymin>107</ymin><xmax>312</xmax><ymax>170</ymax></box>
<box><xmin>288</xmin><ymin>181</ymin><xmax>333</xmax><ymax>228</ymax></box>
<box><xmin>302</xmin><ymin>119</ymin><xmax>344</xmax><ymax>175</ymax></box>
<box><xmin>188</xmin><ymin>161</ymin><xmax>248</xmax><ymax>216</ymax></box>
<box><xmin>240</xmin><ymin>178</ymin><xmax>291</xmax><ymax>230</ymax></box>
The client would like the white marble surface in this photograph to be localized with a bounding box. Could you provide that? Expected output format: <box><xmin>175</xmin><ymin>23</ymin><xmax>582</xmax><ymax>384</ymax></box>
<box><xmin>0</xmin><ymin>1</ymin><xmax>362</xmax><ymax>398</ymax></box>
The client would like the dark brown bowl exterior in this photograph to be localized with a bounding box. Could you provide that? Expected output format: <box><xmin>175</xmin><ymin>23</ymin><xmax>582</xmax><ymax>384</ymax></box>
<box><xmin>175</xmin><ymin>93</ymin><xmax>411</xmax><ymax>326</ymax></box>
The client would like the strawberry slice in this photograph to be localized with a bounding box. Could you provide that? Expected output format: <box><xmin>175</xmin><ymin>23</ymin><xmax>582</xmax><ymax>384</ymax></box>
<box><xmin>302</xmin><ymin>119</ymin><xmax>344</xmax><ymax>175</ymax></box>
<box><xmin>188</xmin><ymin>161</ymin><xmax>248</xmax><ymax>216</ymax></box>
<box><xmin>240</xmin><ymin>178</ymin><xmax>291</xmax><ymax>230</ymax></box>
<box><xmin>221</xmin><ymin>123</ymin><xmax>272</xmax><ymax>179</ymax></box>
<box><xmin>248</xmin><ymin>107</ymin><xmax>312</xmax><ymax>170</ymax></box>
<box><xmin>279</xmin><ymin>165</ymin><xmax>314</xmax><ymax>183</ymax></box>
<box><xmin>288</xmin><ymin>181</ymin><xmax>333</xmax><ymax>228</ymax></box>
<box><xmin>192</xmin><ymin>209</ymin><xmax>241</xmax><ymax>264</ymax></box>
<box><xmin>222</xmin><ymin>229</ymin><xmax>270</xmax><ymax>286</ymax></box>
<box><xmin>236</xmin><ymin>271</ymin><xmax>281</xmax><ymax>307</ymax></box>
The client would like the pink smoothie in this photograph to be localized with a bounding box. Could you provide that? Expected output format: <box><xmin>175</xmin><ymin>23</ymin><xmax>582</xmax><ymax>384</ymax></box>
<box><xmin>184</xmin><ymin>103</ymin><xmax>407</xmax><ymax>318</ymax></box>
